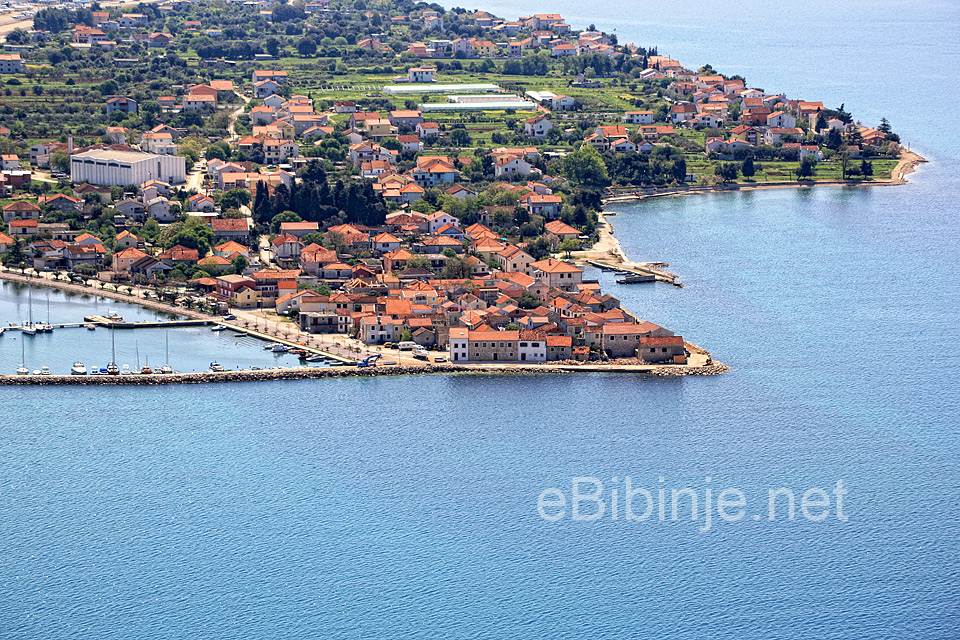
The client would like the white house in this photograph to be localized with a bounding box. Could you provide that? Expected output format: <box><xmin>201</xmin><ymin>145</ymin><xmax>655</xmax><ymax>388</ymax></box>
<box><xmin>524</xmin><ymin>115</ymin><xmax>553</xmax><ymax>138</ymax></box>
<box><xmin>767</xmin><ymin>111</ymin><xmax>797</xmax><ymax>128</ymax></box>
<box><xmin>407</xmin><ymin>66</ymin><xmax>436</xmax><ymax>82</ymax></box>
<box><xmin>494</xmin><ymin>155</ymin><xmax>533</xmax><ymax>177</ymax></box>
<box><xmin>623</xmin><ymin>111</ymin><xmax>654</xmax><ymax>124</ymax></box>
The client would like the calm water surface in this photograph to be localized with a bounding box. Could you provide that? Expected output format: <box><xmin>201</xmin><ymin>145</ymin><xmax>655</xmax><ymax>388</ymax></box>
<box><xmin>1</xmin><ymin>2</ymin><xmax>958</xmax><ymax>638</ymax></box>
<box><xmin>0</xmin><ymin>281</ymin><xmax>317</xmax><ymax>373</ymax></box>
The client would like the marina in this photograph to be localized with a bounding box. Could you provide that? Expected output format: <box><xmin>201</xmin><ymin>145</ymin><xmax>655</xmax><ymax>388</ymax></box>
<box><xmin>0</xmin><ymin>280</ymin><xmax>335</xmax><ymax>375</ymax></box>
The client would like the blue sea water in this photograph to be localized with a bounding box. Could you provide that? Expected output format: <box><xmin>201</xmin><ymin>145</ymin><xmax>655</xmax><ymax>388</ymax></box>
<box><xmin>2</xmin><ymin>2</ymin><xmax>959</xmax><ymax>638</ymax></box>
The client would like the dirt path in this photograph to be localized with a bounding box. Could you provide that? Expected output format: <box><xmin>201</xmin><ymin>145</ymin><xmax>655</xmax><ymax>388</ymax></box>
<box><xmin>227</xmin><ymin>92</ymin><xmax>251</xmax><ymax>141</ymax></box>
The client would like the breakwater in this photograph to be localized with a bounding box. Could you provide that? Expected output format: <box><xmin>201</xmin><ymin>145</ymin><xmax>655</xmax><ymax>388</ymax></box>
<box><xmin>0</xmin><ymin>361</ymin><xmax>729</xmax><ymax>385</ymax></box>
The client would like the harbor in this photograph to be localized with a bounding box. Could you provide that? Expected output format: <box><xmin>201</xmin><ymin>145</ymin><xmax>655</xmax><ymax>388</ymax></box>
<box><xmin>0</xmin><ymin>279</ymin><xmax>345</xmax><ymax>375</ymax></box>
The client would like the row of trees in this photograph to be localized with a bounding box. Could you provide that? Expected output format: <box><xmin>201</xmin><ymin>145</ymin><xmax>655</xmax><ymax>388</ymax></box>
<box><xmin>251</xmin><ymin>163</ymin><xmax>388</xmax><ymax>229</ymax></box>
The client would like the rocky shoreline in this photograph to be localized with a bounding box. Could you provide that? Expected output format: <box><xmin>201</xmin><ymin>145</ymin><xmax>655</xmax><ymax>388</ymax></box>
<box><xmin>0</xmin><ymin>361</ymin><xmax>729</xmax><ymax>385</ymax></box>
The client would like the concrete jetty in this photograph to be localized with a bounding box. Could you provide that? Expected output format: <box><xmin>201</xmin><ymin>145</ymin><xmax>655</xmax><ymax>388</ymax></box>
<box><xmin>0</xmin><ymin>361</ymin><xmax>730</xmax><ymax>386</ymax></box>
<box><xmin>585</xmin><ymin>259</ymin><xmax>682</xmax><ymax>286</ymax></box>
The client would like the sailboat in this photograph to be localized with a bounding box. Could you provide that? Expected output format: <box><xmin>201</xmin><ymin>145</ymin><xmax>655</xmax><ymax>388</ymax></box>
<box><xmin>159</xmin><ymin>331</ymin><xmax>173</xmax><ymax>374</ymax></box>
<box><xmin>39</xmin><ymin>293</ymin><xmax>53</xmax><ymax>333</ymax></box>
<box><xmin>16</xmin><ymin>336</ymin><xmax>28</xmax><ymax>375</ymax></box>
<box><xmin>106</xmin><ymin>331</ymin><xmax>120</xmax><ymax>375</ymax></box>
<box><xmin>141</xmin><ymin>355</ymin><xmax>152</xmax><ymax>375</ymax></box>
<box><xmin>22</xmin><ymin>288</ymin><xmax>35</xmax><ymax>336</ymax></box>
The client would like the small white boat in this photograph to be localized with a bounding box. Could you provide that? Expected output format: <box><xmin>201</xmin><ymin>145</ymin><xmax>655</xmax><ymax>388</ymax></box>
<box><xmin>21</xmin><ymin>325</ymin><xmax>36</xmax><ymax>336</ymax></box>
<box><xmin>107</xmin><ymin>332</ymin><xmax>120</xmax><ymax>375</ymax></box>
<box><xmin>211</xmin><ymin>325</ymin><xmax>226</xmax><ymax>332</ymax></box>
<box><xmin>39</xmin><ymin>366</ymin><xmax>51</xmax><ymax>376</ymax></box>
<box><xmin>209</xmin><ymin>362</ymin><xmax>224</xmax><ymax>372</ymax></box>
<box><xmin>71</xmin><ymin>361</ymin><xmax>87</xmax><ymax>375</ymax></box>
<box><xmin>271</xmin><ymin>344</ymin><xmax>289</xmax><ymax>352</ymax></box>
<box><xmin>0</xmin><ymin>327</ymin><xmax>5</xmax><ymax>336</ymax></box>
<box><xmin>121</xmin><ymin>364</ymin><xmax>132</xmax><ymax>375</ymax></box>
<box><xmin>17</xmin><ymin>338</ymin><xmax>27</xmax><ymax>375</ymax></box>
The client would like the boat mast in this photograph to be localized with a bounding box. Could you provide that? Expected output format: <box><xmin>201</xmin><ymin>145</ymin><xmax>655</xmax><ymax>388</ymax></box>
<box><xmin>111</xmin><ymin>331</ymin><xmax>116</xmax><ymax>366</ymax></box>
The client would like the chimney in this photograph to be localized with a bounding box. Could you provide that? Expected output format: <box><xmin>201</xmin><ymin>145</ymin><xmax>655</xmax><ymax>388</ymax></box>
<box><xmin>67</xmin><ymin>136</ymin><xmax>74</xmax><ymax>154</ymax></box>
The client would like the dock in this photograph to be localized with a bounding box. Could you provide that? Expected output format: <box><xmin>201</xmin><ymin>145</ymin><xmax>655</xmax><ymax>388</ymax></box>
<box><xmin>585</xmin><ymin>259</ymin><xmax>683</xmax><ymax>287</ymax></box>
<box><xmin>83</xmin><ymin>316</ymin><xmax>213</xmax><ymax>329</ymax></box>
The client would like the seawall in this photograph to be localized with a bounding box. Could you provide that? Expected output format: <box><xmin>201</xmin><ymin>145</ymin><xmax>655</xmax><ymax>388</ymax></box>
<box><xmin>0</xmin><ymin>361</ymin><xmax>730</xmax><ymax>385</ymax></box>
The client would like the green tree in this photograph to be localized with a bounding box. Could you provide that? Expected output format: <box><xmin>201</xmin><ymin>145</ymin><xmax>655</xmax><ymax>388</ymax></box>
<box><xmin>2</xmin><ymin>236</ymin><xmax>26</xmax><ymax>266</ymax></box>
<box><xmin>399</xmin><ymin>328</ymin><xmax>413</xmax><ymax>343</ymax></box>
<box><xmin>50</xmin><ymin>151</ymin><xmax>70</xmax><ymax>174</ymax></box>
<box><xmin>231</xmin><ymin>254</ymin><xmax>249</xmax><ymax>274</ymax></box>
<box><xmin>860</xmin><ymin>160</ymin><xmax>873</xmax><ymax>177</ymax></box>
<box><xmin>517</xmin><ymin>291</ymin><xmax>540</xmax><ymax>309</ymax></box>
<box><xmin>297</xmin><ymin>38</ymin><xmax>317</xmax><ymax>56</ymax></box>
<box><xmin>741</xmin><ymin>157</ymin><xmax>756</xmax><ymax>179</ymax></box>
<box><xmin>271</xmin><ymin>210</ymin><xmax>301</xmax><ymax>234</ymax></box>
<box><xmin>716</xmin><ymin>162</ymin><xmax>739</xmax><ymax>182</ymax></box>
<box><xmin>796</xmin><ymin>155</ymin><xmax>817</xmax><ymax>179</ymax></box>
<box><xmin>558</xmin><ymin>238</ymin><xmax>581</xmax><ymax>257</ymax></box>
<box><xmin>405</xmin><ymin>256</ymin><xmax>433</xmax><ymax>271</ymax></box>
<box><xmin>562</xmin><ymin>145</ymin><xmax>609</xmax><ymax>187</ymax></box>
<box><xmin>449</xmin><ymin>128</ymin><xmax>471</xmax><ymax>146</ymax></box>
<box><xmin>221</xmin><ymin>188</ymin><xmax>252</xmax><ymax>210</ymax></box>
<box><xmin>161</xmin><ymin>217</ymin><xmax>216</xmax><ymax>256</ymax></box>
<box><xmin>205</xmin><ymin>141</ymin><xmax>231</xmax><ymax>161</ymax></box>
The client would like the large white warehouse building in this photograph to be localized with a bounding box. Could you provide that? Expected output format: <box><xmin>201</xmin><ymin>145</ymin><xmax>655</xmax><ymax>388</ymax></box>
<box><xmin>70</xmin><ymin>149</ymin><xmax>186</xmax><ymax>186</ymax></box>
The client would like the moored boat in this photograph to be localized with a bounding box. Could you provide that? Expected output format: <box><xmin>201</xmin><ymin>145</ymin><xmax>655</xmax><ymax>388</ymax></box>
<box><xmin>71</xmin><ymin>362</ymin><xmax>87</xmax><ymax>376</ymax></box>
<box><xmin>107</xmin><ymin>331</ymin><xmax>119</xmax><ymax>374</ymax></box>
<box><xmin>209</xmin><ymin>362</ymin><xmax>224</xmax><ymax>372</ymax></box>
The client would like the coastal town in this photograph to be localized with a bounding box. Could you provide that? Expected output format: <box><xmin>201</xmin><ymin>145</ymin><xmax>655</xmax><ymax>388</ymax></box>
<box><xmin>0</xmin><ymin>0</ymin><xmax>914</xmax><ymax>378</ymax></box>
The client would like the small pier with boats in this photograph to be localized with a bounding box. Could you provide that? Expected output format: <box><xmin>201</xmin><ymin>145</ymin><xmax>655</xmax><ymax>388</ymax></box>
<box><xmin>585</xmin><ymin>259</ymin><xmax>684</xmax><ymax>287</ymax></box>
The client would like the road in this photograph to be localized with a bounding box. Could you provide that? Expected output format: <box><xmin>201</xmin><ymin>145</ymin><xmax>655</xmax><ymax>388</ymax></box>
<box><xmin>185</xmin><ymin>158</ymin><xmax>205</xmax><ymax>192</ymax></box>
<box><xmin>227</xmin><ymin>91</ymin><xmax>250</xmax><ymax>141</ymax></box>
